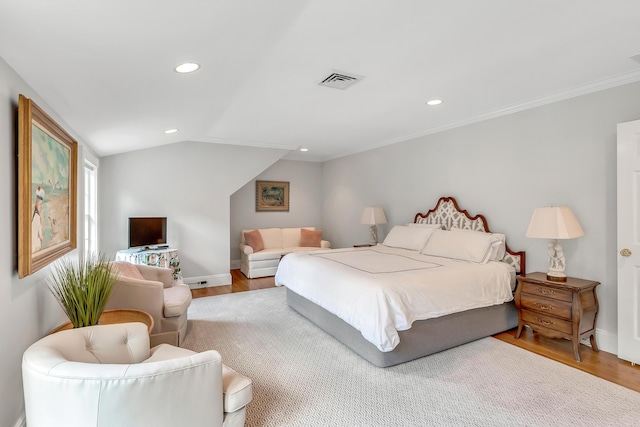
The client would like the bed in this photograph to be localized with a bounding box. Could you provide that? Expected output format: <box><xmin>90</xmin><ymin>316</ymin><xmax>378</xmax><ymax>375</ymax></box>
<box><xmin>275</xmin><ymin>197</ymin><xmax>526</xmax><ymax>367</ymax></box>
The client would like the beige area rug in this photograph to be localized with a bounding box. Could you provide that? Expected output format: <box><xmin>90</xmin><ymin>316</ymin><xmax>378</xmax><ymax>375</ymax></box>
<box><xmin>181</xmin><ymin>287</ymin><xmax>640</xmax><ymax>427</ymax></box>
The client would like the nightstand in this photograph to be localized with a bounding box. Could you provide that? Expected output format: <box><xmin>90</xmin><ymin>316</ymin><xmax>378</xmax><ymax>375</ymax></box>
<box><xmin>515</xmin><ymin>272</ymin><xmax>600</xmax><ymax>362</ymax></box>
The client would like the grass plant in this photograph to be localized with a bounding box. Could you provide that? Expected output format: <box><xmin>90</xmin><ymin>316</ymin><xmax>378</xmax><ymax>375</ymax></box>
<box><xmin>47</xmin><ymin>253</ymin><xmax>118</xmax><ymax>328</ymax></box>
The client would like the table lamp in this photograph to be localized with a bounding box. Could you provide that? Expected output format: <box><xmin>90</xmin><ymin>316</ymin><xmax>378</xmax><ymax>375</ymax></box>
<box><xmin>360</xmin><ymin>207</ymin><xmax>387</xmax><ymax>245</ymax></box>
<box><xmin>526</xmin><ymin>206</ymin><xmax>584</xmax><ymax>282</ymax></box>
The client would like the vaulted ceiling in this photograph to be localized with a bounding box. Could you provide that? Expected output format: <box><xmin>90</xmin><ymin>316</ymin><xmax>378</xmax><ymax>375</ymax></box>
<box><xmin>1</xmin><ymin>1</ymin><xmax>639</xmax><ymax>161</ymax></box>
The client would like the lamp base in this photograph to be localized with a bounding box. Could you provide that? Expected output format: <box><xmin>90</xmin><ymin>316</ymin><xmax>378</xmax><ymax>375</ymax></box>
<box><xmin>546</xmin><ymin>272</ymin><xmax>567</xmax><ymax>282</ymax></box>
<box><xmin>369</xmin><ymin>225</ymin><xmax>378</xmax><ymax>245</ymax></box>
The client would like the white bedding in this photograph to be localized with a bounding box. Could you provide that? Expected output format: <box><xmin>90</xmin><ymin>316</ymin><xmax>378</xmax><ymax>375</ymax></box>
<box><xmin>274</xmin><ymin>245</ymin><xmax>515</xmax><ymax>352</ymax></box>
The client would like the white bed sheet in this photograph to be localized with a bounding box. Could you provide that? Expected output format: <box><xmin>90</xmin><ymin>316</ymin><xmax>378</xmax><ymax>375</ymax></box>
<box><xmin>275</xmin><ymin>245</ymin><xmax>515</xmax><ymax>352</ymax></box>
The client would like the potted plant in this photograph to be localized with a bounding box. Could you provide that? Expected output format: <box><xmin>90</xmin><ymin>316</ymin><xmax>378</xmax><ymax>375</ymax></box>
<box><xmin>47</xmin><ymin>253</ymin><xmax>118</xmax><ymax>328</ymax></box>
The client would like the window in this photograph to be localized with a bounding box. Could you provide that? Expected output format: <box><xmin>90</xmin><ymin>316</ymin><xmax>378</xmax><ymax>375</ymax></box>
<box><xmin>84</xmin><ymin>160</ymin><xmax>98</xmax><ymax>257</ymax></box>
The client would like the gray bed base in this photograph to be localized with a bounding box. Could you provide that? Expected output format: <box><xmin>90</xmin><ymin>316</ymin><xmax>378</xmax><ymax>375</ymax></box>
<box><xmin>286</xmin><ymin>288</ymin><xmax>518</xmax><ymax>367</ymax></box>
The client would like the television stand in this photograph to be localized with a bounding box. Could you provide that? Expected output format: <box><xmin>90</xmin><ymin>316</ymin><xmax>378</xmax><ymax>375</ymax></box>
<box><xmin>116</xmin><ymin>247</ymin><xmax>182</xmax><ymax>282</ymax></box>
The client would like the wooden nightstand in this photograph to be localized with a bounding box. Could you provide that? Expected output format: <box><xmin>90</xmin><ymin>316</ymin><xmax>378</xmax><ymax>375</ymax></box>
<box><xmin>515</xmin><ymin>272</ymin><xmax>600</xmax><ymax>362</ymax></box>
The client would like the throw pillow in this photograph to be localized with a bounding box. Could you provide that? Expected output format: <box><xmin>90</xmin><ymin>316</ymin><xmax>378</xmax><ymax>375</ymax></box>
<box><xmin>111</xmin><ymin>261</ymin><xmax>144</xmax><ymax>280</ymax></box>
<box><xmin>244</xmin><ymin>229</ymin><xmax>264</xmax><ymax>252</ymax></box>
<box><xmin>300</xmin><ymin>228</ymin><xmax>322</xmax><ymax>247</ymax></box>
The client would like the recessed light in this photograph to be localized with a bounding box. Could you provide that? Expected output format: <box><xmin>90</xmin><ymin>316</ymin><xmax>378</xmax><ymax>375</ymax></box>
<box><xmin>174</xmin><ymin>62</ymin><xmax>200</xmax><ymax>74</ymax></box>
<box><xmin>164</xmin><ymin>128</ymin><xmax>178</xmax><ymax>134</ymax></box>
<box><xmin>300</xmin><ymin>148</ymin><xmax>309</xmax><ymax>152</ymax></box>
<box><xmin>426</xmin><ymin>99</ymin><xmax>443</xmax><ymax>106</ymax></box>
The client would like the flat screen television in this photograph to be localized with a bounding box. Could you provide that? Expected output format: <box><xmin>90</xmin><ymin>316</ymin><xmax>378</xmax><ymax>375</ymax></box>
<box><xmin>128</xmin><ymin>217</ymin><xmax>167</xmax><ymax>249</ymax></box>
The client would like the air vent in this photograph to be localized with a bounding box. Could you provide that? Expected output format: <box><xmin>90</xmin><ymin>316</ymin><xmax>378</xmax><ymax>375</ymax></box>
<box><xmin>318</xmin><ymin>71</ymin><xmax>364</xmax><ymax>90</ymax></box>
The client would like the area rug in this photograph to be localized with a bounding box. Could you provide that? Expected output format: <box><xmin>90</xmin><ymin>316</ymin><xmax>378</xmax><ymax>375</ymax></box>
<box><xmin>181</xmin><ymin>287</ymin><xmax>640</xmax><ymax>426</ymax></box>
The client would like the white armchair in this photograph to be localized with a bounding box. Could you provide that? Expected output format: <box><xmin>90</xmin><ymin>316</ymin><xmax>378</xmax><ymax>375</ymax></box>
<box><xmin>22</xmin><ymin>322</ymin><xmax>252</xmax><ymax>427</ymax></box>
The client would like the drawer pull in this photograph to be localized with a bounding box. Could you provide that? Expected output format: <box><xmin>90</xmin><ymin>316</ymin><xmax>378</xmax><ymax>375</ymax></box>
<box><xmin>540</xmin><ymin>289</ymin><xmax>556</xmax><ymax>296</ymax></box>
<box><xmin>535</xmin><ymin>304</ymin><xmax>554</xmax><ymax>311</ymax></box>
<box><xmin>535</xmin><ymin>317</ymin><xmax>553</xmax><ymax>326</ymax></box>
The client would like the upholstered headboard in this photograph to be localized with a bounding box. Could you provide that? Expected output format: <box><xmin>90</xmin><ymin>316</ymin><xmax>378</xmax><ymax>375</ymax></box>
<box><xmin>414</xmin><ymin>196</ymin><xmax>526</xmax><ymax>275</ymax></box>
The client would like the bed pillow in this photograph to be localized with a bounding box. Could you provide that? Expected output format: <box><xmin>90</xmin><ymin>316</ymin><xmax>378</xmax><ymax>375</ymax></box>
<box><xmin>450</xmin><ymin>228</ymin><xmax>506</xmax><ymax>261</ymax></box>
<box><xmin>381</xmin><ymin>225</ymin><xmax>436</xmax><ymax>251</ymax></box>
<box><xmin>243</xmin><ymin>229</ymin><xmax>264</xmax><ymax>252</ymax></box>
<box><xmin>300</xmin><ymin>228</ymin><xmax>322</xmax><ymax>247</ymax></box>
<box><xmin>406</xmin><ymin>222</ymin><xmax>443</xmax><ymax>229</ymax></box>
<box><xmin>420</xmin><ymin>229</ymin><xmax>496</xmax><ymax>263</ymax></box>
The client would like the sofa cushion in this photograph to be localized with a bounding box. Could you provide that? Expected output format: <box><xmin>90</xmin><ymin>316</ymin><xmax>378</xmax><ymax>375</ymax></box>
<box><xmin>246</xmin><ymin>248</ymin><xmax>288</xmax><ymax>261</ymax></box>
<box><xmin>258</xmin><ymin>228</ymin><xmax>283</xmax><ymax>249</ymax></box>
<box><xmin>144</xmin><ymin>343</ymin><xmax>197</xmax><ymax>362</ymax></box>
<box><xmin>163</xmin><ymin>284</ymin><xmax>192</xmax><ymax>318</ymax></box>
<box><xmin>300</xmin><ymin>228</ymin><xmax>322</xmax><ymax>247</ymax></box>
<box><xmin>282</xmin><ymin>227</ymin><xmax>301</xmax><ymax>248</ymax></box>
<box><xmin>243</xmin><ymin>229</ymin><xmax>264</xmax><ymax>252</ymax></box>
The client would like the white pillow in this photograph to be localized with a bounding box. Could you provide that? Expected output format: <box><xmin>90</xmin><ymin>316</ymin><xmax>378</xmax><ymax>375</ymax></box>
<box><xmin>406</xmin><ymin>222</ymin><xmax>442</xmax><ymax>229</ymax></box>
<box><xmin>421</xmin><ymin>229</ymin><xmax>496</xmax><ymax>263</ymax></box>
<box><xmin>381</xmin><ymin>225</ymin><xmax>437</xmax><ymax>251</ymax></box>
<box><xmin>450</xmin><ymin>228</ymin><xmax>506</xmax><ymax>261</ymax></box>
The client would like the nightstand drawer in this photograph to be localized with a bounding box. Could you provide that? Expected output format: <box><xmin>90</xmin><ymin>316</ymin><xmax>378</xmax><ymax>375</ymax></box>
<box><xmin>521</xmin><ymin>309</ymin><xmax>572</xmax><ymax>335</ymax></box>
<box><xmin>520</xmin><ymin>281</ymin><xmax>573</xmax><ymax>302</ymax></box>
<box><xmin>520</xmin><ymin>293</ymin><xmax>572</xmax><ymax>320</ymax></box>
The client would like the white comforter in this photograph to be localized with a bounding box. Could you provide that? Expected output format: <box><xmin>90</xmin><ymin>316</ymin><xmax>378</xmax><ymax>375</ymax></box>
<box><xmin>275</xmin><ymin>245</ymin><xmax>515</xmax><ymax>352</ymax></box>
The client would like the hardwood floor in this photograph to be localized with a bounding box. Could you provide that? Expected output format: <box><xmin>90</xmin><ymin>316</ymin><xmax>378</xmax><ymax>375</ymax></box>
<box><xmin>190</xmin><ymin>269</ymin><xmax>276</xmax><ymax>298</ymax></box>
<box><xmin>192</xmin><ymin>270</ymin><xmax>640</xmax><ymax>393</ymax></box>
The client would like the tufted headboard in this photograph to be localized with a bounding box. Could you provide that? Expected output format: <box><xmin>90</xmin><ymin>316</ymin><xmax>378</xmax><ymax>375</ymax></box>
<box><xmin>414</xmin><ymin>196</ymin><xmax>526</xmax><ymax>275</ymax></box>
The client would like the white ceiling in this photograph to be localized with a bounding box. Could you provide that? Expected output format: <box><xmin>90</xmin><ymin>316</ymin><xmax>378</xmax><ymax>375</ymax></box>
<box><xmin>1</xmin><ymin>0</ymin><xmax>640</xmax><ymax>162</ymax></box>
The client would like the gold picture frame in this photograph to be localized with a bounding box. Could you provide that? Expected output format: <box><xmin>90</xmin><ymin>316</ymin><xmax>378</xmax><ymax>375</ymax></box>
<box><xmin>256</xmin><ymin>180</ymin><xmax>289</xmax><ymax>212</ymax></box>
<box><xmin>18</xmin><ymin>94</ymin><xmax>78</xmax><ymax>278</ymax></box>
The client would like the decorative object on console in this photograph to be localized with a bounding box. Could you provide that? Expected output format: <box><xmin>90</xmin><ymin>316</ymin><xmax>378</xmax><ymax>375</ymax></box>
<box><xmin>17</xmin><ymin>94</ymin><xmax>78</xmax><ymax>278</ymax></box>
<box><xmin>256</xmin><ymin>180</ymin><xmax>290</xmax><ymax>212</ymax></box>
<box><xmin>46</xmin><ymin>253</ymin><xmax>117</xmax><ymax>328</ymax></box>
<box><xmin>526</xmin><ymin>206</ymin><xmax>584</xmax><ymax>282</ymax></box>
<box><xmin>360</xmin><ymin>206</ymin><xmax>387</xmax><ymax>244</ymax></box>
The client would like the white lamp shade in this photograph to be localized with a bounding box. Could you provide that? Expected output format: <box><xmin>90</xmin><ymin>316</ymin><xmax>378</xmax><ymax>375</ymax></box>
<box><xmin>526</xmin><ymin>206</ymin><xmax>584</xmax><ymax>239</ymax></box>
<box><xmin>360</xmin><ymin>207</ymin><xmax>387</xmax><ymax>225</ymax></box>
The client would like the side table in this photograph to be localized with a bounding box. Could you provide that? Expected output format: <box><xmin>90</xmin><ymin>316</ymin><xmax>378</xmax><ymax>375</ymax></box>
<box><xmin>50</xmin><ymin>309</ymin><xmax>154</xmax><ymax>335</ymax></box>
<box><xmin>515</xmin><ymin>272</ymin><xmax>600</xmax><ymax>362</ymax></box>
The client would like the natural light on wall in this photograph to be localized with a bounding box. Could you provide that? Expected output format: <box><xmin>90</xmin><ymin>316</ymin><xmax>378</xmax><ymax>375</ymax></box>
<box><xmin>84</xmin><ymin>160</ymin><xmax>98</xmax><ymax>257</ymax></box>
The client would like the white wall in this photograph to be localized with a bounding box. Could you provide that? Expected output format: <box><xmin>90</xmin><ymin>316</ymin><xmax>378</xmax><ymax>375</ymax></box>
<box><xmin>99</xmin><ymin>142</ymin><xmax>288</xmax><ymax>284</ymax></box>
<box><xmin>0</xmin><ymin>57</ymin><xmax>88</xmax><ymax>427</ymax></box>
<box><xmin>322</xmin><ymin>80</ymin><xmax>640</xmax><ymax>353</ymax></box>
<box><xmin>230</xmin><ymin>159</ymin><xmax>324</xmax><ymax>264</ymax></box>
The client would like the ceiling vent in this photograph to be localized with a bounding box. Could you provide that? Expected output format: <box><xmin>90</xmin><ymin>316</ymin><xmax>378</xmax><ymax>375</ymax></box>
<box><xmin>318</xmin><ymin>71</ymin><xmax>364</xmax><ymax>90</ymax></box>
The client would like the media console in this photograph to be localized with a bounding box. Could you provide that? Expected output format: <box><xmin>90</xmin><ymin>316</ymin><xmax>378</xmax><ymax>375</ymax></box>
<box><xmin>116</xmin><ymin>247</ymin><xmax>182</xmax><ymax>282</ymax></box>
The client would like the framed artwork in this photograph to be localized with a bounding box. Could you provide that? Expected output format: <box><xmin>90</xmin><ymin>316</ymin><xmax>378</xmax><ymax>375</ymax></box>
<box><xmin>18</xmin><ymin>94</ymin><xmax>78</xmax><ymax>278</ymax></box>
<box><xmin>256</xmin><ymin>180</ymin><xmax>289</xmax><ymax>212</ymax></box>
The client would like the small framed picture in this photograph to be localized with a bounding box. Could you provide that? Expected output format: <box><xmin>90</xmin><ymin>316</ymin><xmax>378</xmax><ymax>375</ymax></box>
<box><xmin>256</xmin><ymin>180</ymin><xmax>289</xmax><ymax>212</ymax></box>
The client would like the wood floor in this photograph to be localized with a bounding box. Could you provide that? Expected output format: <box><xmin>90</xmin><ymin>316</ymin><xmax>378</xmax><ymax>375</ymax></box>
<box><xmin>192</xmin><ymin>270</ymin><xmax>640</xmax><ymax>393</ymax></box>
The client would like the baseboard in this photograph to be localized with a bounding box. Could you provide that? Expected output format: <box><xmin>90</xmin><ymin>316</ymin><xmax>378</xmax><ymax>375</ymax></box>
<box><xmin>580</xmin><ymin>328</ymin><xmax>617</xmax><ymax>355</ymax></box>
<box><xmin>183</xmin><ymin>273</ymin><xmax>231</xmax><ymax>289</ymax></box>
<box><xmin>230</xmin><ymin>259</ymin><xmax>241</xmax><ymax>270</ymax></box>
